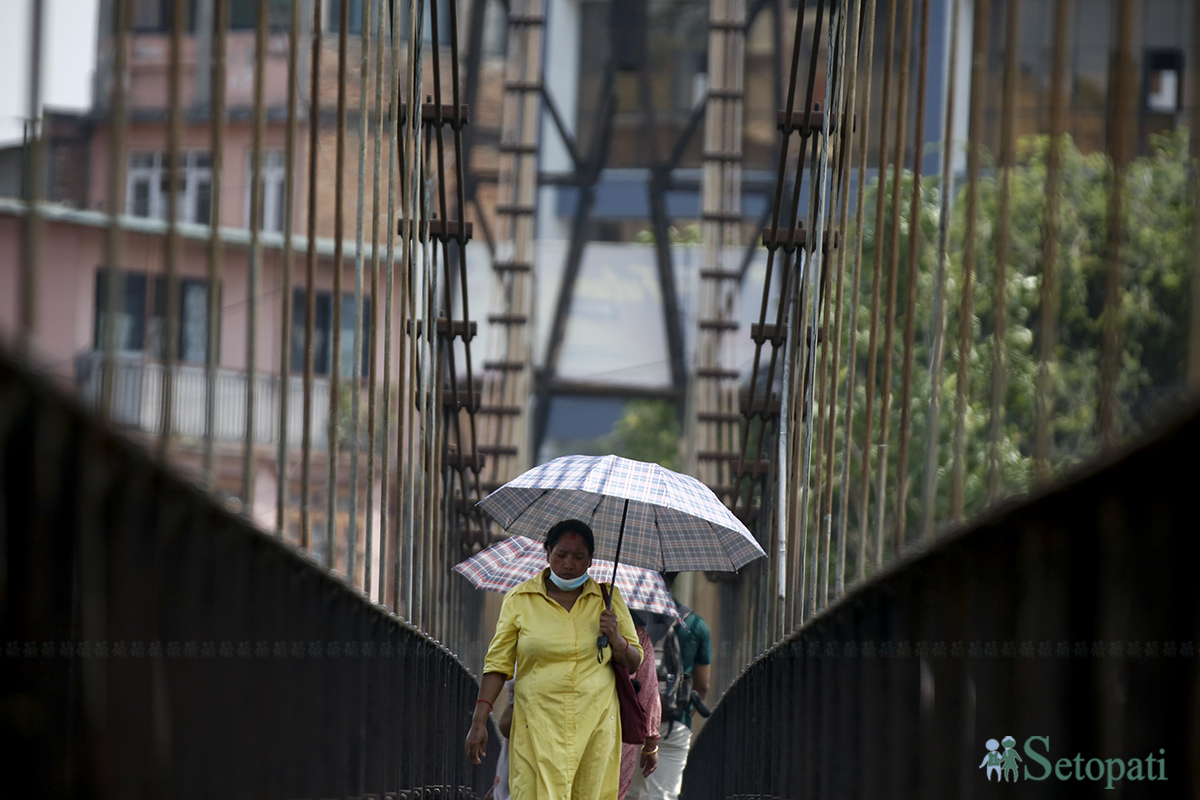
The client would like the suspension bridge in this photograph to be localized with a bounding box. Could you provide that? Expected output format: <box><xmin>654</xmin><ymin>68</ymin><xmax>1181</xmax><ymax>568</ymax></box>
<box><xmin>2</xmin><ymin>0</ymin><xmax>1199</xmax><ymax>795</ymax></box>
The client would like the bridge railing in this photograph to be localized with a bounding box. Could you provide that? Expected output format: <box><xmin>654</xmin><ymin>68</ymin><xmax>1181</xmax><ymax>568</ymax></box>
<box><xmin>0</xmin><ymin>352</ymin><xmax>497</xmax><ymax>799</ymax></box>
<box><xmin>685</xmin><ymin>402</ymin><xmax>1200</xmax><ymax>798</ymax></box>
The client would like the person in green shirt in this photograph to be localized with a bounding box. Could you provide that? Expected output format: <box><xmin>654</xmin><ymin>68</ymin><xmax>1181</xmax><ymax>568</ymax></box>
<box><xmin>626</xmin><ymin>574</ymin><xmax>711</xmax><ymax>800</ymax></box>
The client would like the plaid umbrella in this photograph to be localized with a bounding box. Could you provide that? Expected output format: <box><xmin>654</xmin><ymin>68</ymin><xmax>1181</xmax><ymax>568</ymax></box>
<box><xmin>476</xmin><ymin>454</ymin><xmax>765</xmax><ymax>574</ymax></box>
<box><xmin>453</xmin><ymin>535</ymin><xmax>683</xmax><ymax>622</ymax></box>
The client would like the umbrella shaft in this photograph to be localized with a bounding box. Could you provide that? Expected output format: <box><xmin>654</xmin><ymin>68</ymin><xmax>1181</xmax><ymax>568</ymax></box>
<box><xmin>609</xmin><ymin>499</ymin><xmax>630</xmax><ymax>608</ymax></box>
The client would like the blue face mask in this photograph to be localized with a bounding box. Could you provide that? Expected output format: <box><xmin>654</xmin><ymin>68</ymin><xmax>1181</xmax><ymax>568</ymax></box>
<box><xmin>548</xmin><ymin>569</ymin><xmax>589</xmax><ymax>591</ymax></box>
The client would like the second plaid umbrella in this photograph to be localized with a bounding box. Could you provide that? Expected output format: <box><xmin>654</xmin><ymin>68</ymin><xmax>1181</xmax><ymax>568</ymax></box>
<box><xmin>453</xmin><ymin>534</ymin><xmax>683</xmax><ymax>622</ymax></box>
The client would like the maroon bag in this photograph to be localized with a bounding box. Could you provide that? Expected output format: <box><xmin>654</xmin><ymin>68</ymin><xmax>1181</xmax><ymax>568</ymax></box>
<box><xmin>599</xmin><ymin>584</ymin><xmax>649</xmax><ymax>744</ymax></box>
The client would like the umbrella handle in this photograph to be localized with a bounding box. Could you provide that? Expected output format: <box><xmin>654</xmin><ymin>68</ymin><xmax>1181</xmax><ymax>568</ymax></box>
<box><xmin>598</xmin><ymin>583</ymin><xmax>611</xmax><ymax>650</ymax></box>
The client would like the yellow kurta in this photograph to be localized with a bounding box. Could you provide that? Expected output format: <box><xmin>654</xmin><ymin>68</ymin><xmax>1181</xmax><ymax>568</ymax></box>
<box><xmin>483</xmin><ymin>571</ymin><xmax>643</xmax><ymax>800</ymax></box>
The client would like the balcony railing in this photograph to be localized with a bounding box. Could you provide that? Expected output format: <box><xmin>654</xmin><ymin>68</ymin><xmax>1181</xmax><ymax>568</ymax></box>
<box><xmin>76</xmin><ymin>351</ymin><xmax>331</xmax><ymax>449</ymax></box>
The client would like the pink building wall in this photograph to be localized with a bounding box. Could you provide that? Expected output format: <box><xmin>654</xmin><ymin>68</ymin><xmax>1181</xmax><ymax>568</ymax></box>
<box><xmin>123</xmin><ymin>32</ymin><xmax>293</xmax><ymax>114</ymax></box>
<box><xmin>86</xmin><ymin>122</ymin><xmax>302</xmax><ymax>229</ymax></box>
<box><xmin>0</xmin><ymin>211</ymin><xmax>403</xmax><ymax>387</ymax></box>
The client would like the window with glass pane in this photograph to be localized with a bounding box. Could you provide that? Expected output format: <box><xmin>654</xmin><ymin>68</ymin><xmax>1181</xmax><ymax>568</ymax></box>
<box><xmin>126</xmin><ymin>151</ymin><xmax>213</xmax><ymax>225</ymax></box>
<box><xmin>192</xmin><ymin>167</ymin><xmax>213</xmax><ymax>225</ymax></box>
<box><xmin>327</xmin><ymin>0</ymin><xmax>372</xmax><ymax>34</ymax></box>
<box><xmin>229</xmin><ymin>0</ymin><xmax>292</xmax><ymax>30</ymax></box>
<box><xmin>132</xmin><ymin>0</ymin><xmax>204</xmax><ymax>31</ymax></box>
<box><xmin>329</xmin><ymin>0</ymin><xmax>450</xmax><ymax>42</ymax></box>
<box><xmin>131</xmin><ymin>178</ymin><xmax>153</xmax><ymax>217</ymax></box>
<box><xmin>246</xmin><ymin>149</ymin><xmax>287</xmax><ymax>232</ymax></box>
<box><xmin>95</xmin><ymin>271</ymin><xmax>148</xmax><ymax>352</ymax></box>
<box><xmin>95</xmin><ymin>269</ymin><xmax>211</xmax><ymax>361</ymax></box>
<box><xmin>127</xmin><ymin>152</ymin><xmax>162</xmax><ymax>219</ymax></box>
<box><xmin>290</xmin><ymin>289</ymin><xmax>372</xmax><ymax>377</ymax></box>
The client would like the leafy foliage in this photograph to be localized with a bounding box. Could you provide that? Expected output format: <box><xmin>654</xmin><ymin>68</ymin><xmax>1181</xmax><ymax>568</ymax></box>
<box><xmin>594</xmin><ymin>130</ymin><xmax>1196</xmax><ymax>573</ymax></box>
<box><xmin>831</xmin><ymin>128</ymin><xmax>1196</xmax><ymax>559</ymax></box>
<box><xmin>602</xmin><ymin>398</ymin><xmax>682</xmax><ymax>471</ymax></box>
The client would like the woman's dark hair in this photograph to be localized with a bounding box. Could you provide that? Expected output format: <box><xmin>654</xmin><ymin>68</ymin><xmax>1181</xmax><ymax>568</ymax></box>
<box><xmin>544</xmin><ymin>519</ymin><xmax>595</xmax><ymax>555</ymax></box>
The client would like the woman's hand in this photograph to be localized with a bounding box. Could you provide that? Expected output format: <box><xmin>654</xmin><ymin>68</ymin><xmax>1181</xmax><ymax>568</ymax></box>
<box><xmin>466</xmin><ymin>720</ymin><xmax>489</xmax><ymax>764</ymax></box>
<box><xmin>640</xmin><ymin>745</ymin><xmax>659</xmax><ymax>777</ymax></box>
<box><xmin>467</xmin><ymin>672</ymin><xmax>506</xmax><ymax>763</ymax></box>
<box><xmin>599</xmin><ymin>608</ymin><xmax>621</xmax><ymax>642</ymax></box>
<box><xmin>601</xmin><ymin>608</ymin><xmax>641</xmax><ymax>670</ymax></box>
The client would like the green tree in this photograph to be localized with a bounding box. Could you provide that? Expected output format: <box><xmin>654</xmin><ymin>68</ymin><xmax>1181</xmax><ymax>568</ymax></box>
<box><xmin>822</xmin><ymin>128</ymin><xmax>1194</xmax><ymax>565</ymax></box>
<box><xmin>602</xmin><ymin>398</ymin><xmax>682</xmax><ymax>470</ymax></box>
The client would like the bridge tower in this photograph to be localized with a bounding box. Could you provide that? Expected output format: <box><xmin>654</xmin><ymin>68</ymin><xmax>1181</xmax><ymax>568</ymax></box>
<box><xmin>474</xmin><ymin>0</ymin><xmax>549</xmax><ymax>521</ymax></box>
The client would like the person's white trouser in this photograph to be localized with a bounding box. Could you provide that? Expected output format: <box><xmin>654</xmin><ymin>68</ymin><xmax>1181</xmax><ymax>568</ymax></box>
<box><xmin>626</xmin><ymin>722</ymin><xmax>692</xmax><ymax>800</ymax></box>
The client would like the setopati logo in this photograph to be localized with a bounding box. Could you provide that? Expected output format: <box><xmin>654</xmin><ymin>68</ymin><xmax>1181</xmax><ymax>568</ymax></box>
<box><xmin>980</xmin><ymin>736</ymin><xmax>1167</xmax><ymax>789</ymax></box>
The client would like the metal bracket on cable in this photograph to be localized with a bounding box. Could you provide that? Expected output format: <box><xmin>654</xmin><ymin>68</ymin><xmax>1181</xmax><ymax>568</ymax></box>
<box><xmin>761</xmin><ymin>226</ymin><xmax>839</xmax><ymax>252</ymax></box>
<box><xmin>442</xmin><ymin>387</ymin><xmax>483</xmax><ymax>412</ymax></box>
<box><xmin>406</xmin><ymin>318</ymin><xmax>478</xmax><ymax>341</ymax></box>
<box><xmin>740</xmin><ymin>395</ymin><xmax>782</xmax><ymax>419</ymax></box>
<box><xmin>396</xmin><ymin>218</ymin><xmax>473</xmax><ymax>244</ymax></box>
<box><xmin>445</xmin><ymin>451</ymin><xmax>487</xmax><ymax>471</ymax></box>
<box><xmin>777</xmin><ymin>107</ymin><xmax>858</xmax><ymax>135</ymax></box>
<box><xmin>398</xmin><ymin>101</ymin><xmax>470</xmax><ymax>130</ymax></box>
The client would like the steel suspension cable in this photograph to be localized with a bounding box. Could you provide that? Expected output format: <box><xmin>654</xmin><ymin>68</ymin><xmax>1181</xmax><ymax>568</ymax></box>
<box><xmin>328</xmin><ymin>0</ymin><xmax>351</xmax><ymax>569</ymax></box>
<box><xmin>736</xmin><ymin>0</ymin><xmax>814</xmax><ymax>539</ymax></box>
<box><xmin>301</xmin><ymin>0</ymin><xmax>324</xmax><ymax>551</ymax></box>
<box><xmin>950</xmin><ymin>0</ymin><xmax>991</xmax><ymax>521</ymax></box>
<box><xmin>1191</xmin><ymin>0</ymin><xmax>1200</xmax><ymax>394</ymax></box>
<box><xmin>798</xmin><ymin>126</ymin><xmax>825</xmax><ymax>622</ymax></box>
<box><xmin>384</xmin><ymin>0</ymin><xmax>402</xmax><ymax>611</ymax></box>
<box><xmin>857</xmin><ymin>0</ymin><xmax>898</xmax><ymax>571</ymax></box>
<box><xmin>203</xmin><ymin>0</ymin><xmax>229</xmax><ymax>491</ymax></box>
<box><xmin>1097</xmin><ymin>0</ymin><xmax>1137</xmax><ymax>450</ymax></box>
<box><xmin>870</xmin><ymin>0</ymin><xmax>916</xmax><ymax>565</ymax></box>
<box><xmin>778</xmin><ymin>0</ymin><xmax>827</xmax><ymax>629</ymax></box>
<box><xmin>448</xmin><ymin>0</ymin><xmax>485</xmax><ymax>532</ymax></box>
<box><xmin>986</xmin><ymin>0</ymin><xmax>1021</xmax><ymax>505</ymax></box>
<box><xmin>159</xmin><ymin>0</ymin><xmax>186</xmax><ymax>459</ymax></box>
<box><xmin>419</xmin><ymin>118</ymin><xmax>439</xmax><ymax>632</ymax></box>
<box><xmin>827</xmin><ymin>0</ymin><xmax>867</xmax><ymax>599</ymax></box>
<box><xmin>101</xmin><ymin>0</ymin><xmax>130</xmax><ymax>422</ymax></box>
<box><xmin>365</xmin><ymin>0</ymin><xmax>389</xmax><ymax>600</ymax></box>
<box><xmin>811</xmin><ymin>25</ymin><xmax>839</xmax><ymax>614</ymax></box>
<box><xmin>814</xmin><ymin>1</ymin><xmax>853</xmax><ymax>611</ymax></box>
<box><xmin>17</xmin><ymin>0</ymin><xmax>43</xmax><ymax>361</ymax></box>
<box><xmin>739</xmin><ymin>0</ymin><xmax>812</xmax><ymax>631</ymax></box>
<box><xmin>1033</xmin><ymin>0</ymin><xmax>1073</xmax><ymax>484</ymax></box>
<box><xmin>428</xmin><ymin>0</ymin><xmax>468</xmax><ymax>585</ymax></box>
<box><xmin>920</xmin><ymin>0</ymin><xmax>961</xmax><ymax>538</ymax></box>
<box><xmin>893</xmin><ymin>0</ymin><xmax>932</xmax><ymax>548</ymax></box>
<box><xmin>843</xmin><ymin>0</ymin><xmax>880</xmax><ymax>584</ymax></box>
<box><xmin>277</xmin><ymin>0</ymin><xmax>301</xmax><ymax>537</ymax></box>
<box><xmin>244</xmin><ymin>0</ymin><xmax>269</xmax><ymax>509</ymax></box>
<box><xmin>399</xmin><ymin>0</ymin><xmax>428</xmax><ymax>619</ymax></box>
<box><xmin>349</xmin><ymin>0</ymin><xmax>374</xmax><ymax>590</ymax></box>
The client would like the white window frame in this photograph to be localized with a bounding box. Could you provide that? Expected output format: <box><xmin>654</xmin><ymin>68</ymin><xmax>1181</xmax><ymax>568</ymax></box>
<box><xmin>125</xmin><ymin>150</ymin><xmax>213</xmax><ymax>225</ymax></box>
<box><xmin>244</xmin><ymin>148</ymin><xmax>287</xmax><ymax>233</ymax></box>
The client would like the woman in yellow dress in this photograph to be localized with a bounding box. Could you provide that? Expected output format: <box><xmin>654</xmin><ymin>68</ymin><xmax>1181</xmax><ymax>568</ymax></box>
<box><xmin>466</xmin><ymin>519</ymin><xmax>643</xmax><ymax>800</ymax></box>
